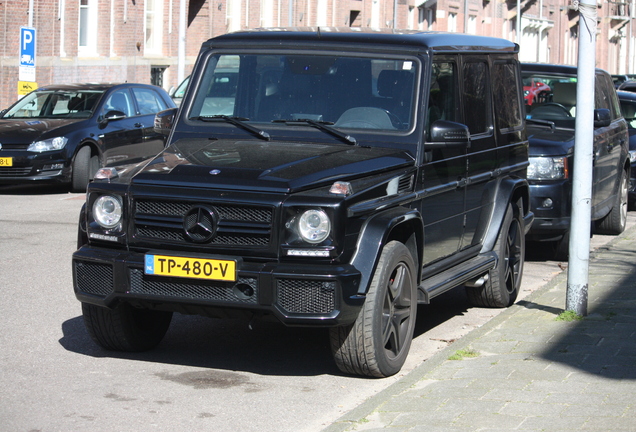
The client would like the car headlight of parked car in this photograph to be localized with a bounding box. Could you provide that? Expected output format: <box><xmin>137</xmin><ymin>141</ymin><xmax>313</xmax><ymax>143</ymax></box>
<box><xmin>92</xmin><ymin>195</ymin><xmax>123</xmax><ymax>230</ymax></box>
<box><xmin>297</xmin><ymin>209</ymin><xmax>331</xmax><ymax>244</ymax></box>
<box><xmin>27</xmin><ymin>136</ymin><xmax>68</xmax><ymax>152</ymax></box>
<box><xmin>527</xmin><ymin>156</ymin><xmax>569</xmax><ymax>180</ymax></box>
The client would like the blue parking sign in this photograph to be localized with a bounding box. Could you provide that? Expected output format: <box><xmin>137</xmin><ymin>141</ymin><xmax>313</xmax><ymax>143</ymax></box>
<box><xmin>20</xmin><ymin>27</ymin><xmax>36</xmax><ymax>67</ymax></box>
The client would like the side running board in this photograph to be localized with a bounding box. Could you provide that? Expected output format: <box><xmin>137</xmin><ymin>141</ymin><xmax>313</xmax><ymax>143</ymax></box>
<box><xmin>417</xmin><ymin>252</ymin><xmax>497</xmax><ymax>304</ymax></box>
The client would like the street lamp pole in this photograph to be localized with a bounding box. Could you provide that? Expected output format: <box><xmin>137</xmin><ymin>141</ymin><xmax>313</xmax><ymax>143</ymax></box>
<box><xmin>567</xmin><ymin>0</ymin><xmax>597</xmax><ymax>316</ymax></box>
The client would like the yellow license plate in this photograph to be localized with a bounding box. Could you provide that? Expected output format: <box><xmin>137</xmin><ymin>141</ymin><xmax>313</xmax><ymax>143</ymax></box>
<box><xmin>0</xmin><ymin>157</ymin><xmax>12</xmax><ymax>167</ymax></box>
<box><xmin>144</xmin><ymin>254</ymin><xmax>236</xmax><ymax>281</ymax></box>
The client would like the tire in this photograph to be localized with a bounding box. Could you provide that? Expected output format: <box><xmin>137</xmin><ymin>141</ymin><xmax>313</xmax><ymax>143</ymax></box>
<box><xmin>595</xmin><ymin>169</ymin><xmax>628</xmax><ymax>235</ymax></box>
<box><xmin>82</xmin><ymin>302</ymin><xmax>172</xmax><ymax>352</ymax></box>
<box><xmin>330</xmin><ymin>241</ymin><xmax>417</xmax><ymax>377</ymax></box>
<box><xmin>551</xmin><ymin>230</ymin><xmax>570</xmax><ymax>262</ymax></box>
<box><xmin>72</xmin><ymin>146</ymin><xmax>99</xmax><ymax>193</ymax></box>
<box><xmin>466</xmin><ymin>202</ymin><xmax>525</xmax><ymax>308</ymax></box>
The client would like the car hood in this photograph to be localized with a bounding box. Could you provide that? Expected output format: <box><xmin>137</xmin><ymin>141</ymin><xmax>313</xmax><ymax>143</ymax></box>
<box><xmin>130</xmin><ymin>138</ymin><xmax>415</xmax><ymax>193</ymax></box>
<box><xmin>526</xmin><ymin>124</ymin><xmax>575</xmax><ymax>157</ymax></box>
<box><xmin>0</xmin><ymin>118</ymin><xmax>85</xmax><ymax>144</ymax></box>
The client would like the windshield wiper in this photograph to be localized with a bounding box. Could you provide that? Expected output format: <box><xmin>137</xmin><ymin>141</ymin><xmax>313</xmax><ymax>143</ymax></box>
<box><xmin>526</xmin><ymin>118</ymin><xmax>555</xmax><ymax>131</ymax></box>
<box><xmin>273</xmin><ymin>119</ymin><xmax>357</xmax><ymax>145</ymax></box>
<box><xmin>194</xmin><ymin>115</ymin><xmax>271</xmax><ymax>141</ymax></box>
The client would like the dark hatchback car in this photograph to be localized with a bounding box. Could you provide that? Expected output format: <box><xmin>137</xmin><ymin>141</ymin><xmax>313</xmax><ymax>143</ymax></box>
<box><xmin>0</xmin><ymin>83</ymin><xmax>175</xmax><ymax>191</ymax></box>
<box><xmin>617</xmin><ymin>90</ymin><xmax>636</xmax><ymax>208</ymax></box>
<box><xmin>522</xmin><ymin>63</ymin><xmax>629</xmax><ymax>258</ymax></box>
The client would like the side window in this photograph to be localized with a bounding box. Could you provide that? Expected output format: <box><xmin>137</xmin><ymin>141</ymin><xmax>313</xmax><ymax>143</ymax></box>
<box><xmin>492</xmin><ymin>62</ymin><xmax>523</xmax><ymax>131</ymax></box>
<box><xmin>132</xmin><ymin>88</ymin><xmax>169</xmax><ymax>115</ymax></box>
<box><xmin>595</xmin><ymin>73</ymin><xmax>620</xmax><ymax>119</ymax></box>
<box><xmin>102</xmin><ymin>89</ymin><xmax>134</xmax><ymax>117</ymax></box>
<box><xmin>429</xmin><ymin>61</ymin><xmax>457</xmax><ymax>124</ymax></box>
<box><xmin>462</xmin><ymin>61</ymin><xmax>491</xmax><ymax>135</ymax></box>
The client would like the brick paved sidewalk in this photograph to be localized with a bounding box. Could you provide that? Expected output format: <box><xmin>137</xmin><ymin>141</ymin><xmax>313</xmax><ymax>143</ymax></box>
<box><xmin>325</xmin><ymin>226</ymin><xmax>636</xmax><ymax>432</ymax></box>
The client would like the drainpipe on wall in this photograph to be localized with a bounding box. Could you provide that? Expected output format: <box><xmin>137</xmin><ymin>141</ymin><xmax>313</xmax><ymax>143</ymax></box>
<box><xmin>516</xmin><ymin>0</ymin><xmax>521</xmax><ymax>44</ymax></box>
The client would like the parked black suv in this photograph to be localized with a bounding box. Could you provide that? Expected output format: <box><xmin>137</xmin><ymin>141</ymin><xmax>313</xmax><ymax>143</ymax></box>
<box><xmin>522</xmin><ymin>63</ymin><xmax>629</xmax><ymax>259</ymax></box>
<box><xmin>73</xmin><ymin>28</ymin><xmax>533</xmax><ymax>377</ymax></box>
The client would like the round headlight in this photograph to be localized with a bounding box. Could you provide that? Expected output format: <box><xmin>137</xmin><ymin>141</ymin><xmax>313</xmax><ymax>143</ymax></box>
<box><xmin>93</xmin><ymin>195</ymin><xmax>122</xmax><ymax>229</ymax></box>
<box><xmin>298</xmin><ymin>209</ymin><xmax>331</xmax><ymax>244</ymax></box>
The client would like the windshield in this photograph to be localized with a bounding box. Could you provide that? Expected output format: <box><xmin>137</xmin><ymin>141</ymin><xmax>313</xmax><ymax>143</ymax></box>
<box><xmin>3</xmin><ymin>90</ymin><xmax>103</xmax><ymax>119</ymax></box>
<box><xmin>188</xmin><ymin>53</ymin><xmax>418</xmax><ymax>132</ymax></box>
<box><xmin>522</xmin><ymin>74</ymin><xmax>578</xmax><ymax>126</ymax></box>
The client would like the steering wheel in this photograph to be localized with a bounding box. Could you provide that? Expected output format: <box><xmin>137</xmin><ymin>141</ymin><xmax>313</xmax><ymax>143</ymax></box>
<box><xmin>537</xmin><ymin>102</ymin><xmax>572</xmax><ymax>117</ymax></box>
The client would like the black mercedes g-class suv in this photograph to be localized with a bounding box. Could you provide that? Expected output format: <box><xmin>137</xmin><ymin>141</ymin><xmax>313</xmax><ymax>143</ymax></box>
<box><xmin>73</xmin><ymin>28</ymin><xmax>533</xmax><ymax>377</ymax></box>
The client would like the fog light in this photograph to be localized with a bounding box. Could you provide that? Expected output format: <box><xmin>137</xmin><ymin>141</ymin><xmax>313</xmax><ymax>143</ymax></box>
<box><xmin>542</xmin><ymin>198</ymin><xmax>553</xmax><ymax>208</ymax></box>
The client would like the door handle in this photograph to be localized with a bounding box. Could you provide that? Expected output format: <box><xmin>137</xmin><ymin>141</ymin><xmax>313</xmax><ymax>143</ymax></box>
<box><xmin>134</xmin><ymin>123</ymin><xmax>144</xmax><ymax>128</ymax></box>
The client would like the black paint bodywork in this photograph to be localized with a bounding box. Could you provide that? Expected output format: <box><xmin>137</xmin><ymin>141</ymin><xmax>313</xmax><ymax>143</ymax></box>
<box><xmin>73</xmin><ymin>29</ymin><xmax>532</xmax><ymax>327</ymax></box>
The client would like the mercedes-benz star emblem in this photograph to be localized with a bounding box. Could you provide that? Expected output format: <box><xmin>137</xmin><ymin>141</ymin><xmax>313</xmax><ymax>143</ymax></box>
<box><xmin>183</xmin><ymin>206</ymin><xmax>218</xmax><ymax>243</ymax></box>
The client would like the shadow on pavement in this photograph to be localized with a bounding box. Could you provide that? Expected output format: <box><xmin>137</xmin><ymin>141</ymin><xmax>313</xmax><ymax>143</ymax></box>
<box><xmin>59</xmin><ymin>287</ymin><xmax>474</xmax><ymax>377</ymax></box>
<box><xmin>535</xmin><ymin>240</ymin><xmax>636</xmax><ymax>380</ymax></box>
<box><xmin>0</xmin><ymin>183</ymin><xmax>73</xmax><ymax>195</ymax></box>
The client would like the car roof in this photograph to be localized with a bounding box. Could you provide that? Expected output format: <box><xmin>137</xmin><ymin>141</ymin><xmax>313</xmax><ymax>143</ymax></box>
<box><xmin>204</xmin><ymin>27</ymin><xmax>519</xmax><ymax>54</ymax></box>
<box><xmin>619</xmin><ymin>81</ymin><xmax>636</xmax><ymax>91</ymax></box>
<box><xmin>521</xmin><ymin>62</ymin><xmax>610</xmax><ymax>77</ymax></box>
<box><xmin>617</xmin><ymin>90</ymin><xmax>636</xmax><ymax>101</ymax></box>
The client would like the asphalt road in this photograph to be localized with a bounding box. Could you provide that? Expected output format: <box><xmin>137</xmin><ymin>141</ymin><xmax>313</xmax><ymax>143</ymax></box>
<box><xmin>1</xmin><ymin>183</ymin><xmax>630</xmax><ymax>432</ymax></box>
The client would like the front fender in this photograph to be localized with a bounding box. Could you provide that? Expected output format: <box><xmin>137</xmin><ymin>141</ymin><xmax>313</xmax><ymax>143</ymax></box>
<box><xmin>350</xmin><ymin>206</ymin><xmax>423</xmax><ymax>296</ymax></box>
<box><xmin>481</xmin><ymin>177</ymin><xmax>532</xmax><ymax>253</ymax></box>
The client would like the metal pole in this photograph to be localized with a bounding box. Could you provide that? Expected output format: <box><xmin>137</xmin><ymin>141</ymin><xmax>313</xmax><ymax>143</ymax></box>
<box><xmin>28</xmin><ymin>0</ymin><xmax>34</xmax><ymax>27</ymax></box>
<box><xmin>566</xmin><ymin>0</ymin><xmax>597</xmax><ymax>316</ymax></box>
<box><xmin>178</xmin><ymin>0</ymin><xmax>186</xmax><ymax>84</ymax></box>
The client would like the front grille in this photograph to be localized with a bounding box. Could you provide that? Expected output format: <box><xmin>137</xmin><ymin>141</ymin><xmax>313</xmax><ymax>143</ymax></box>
<box><xmin>134</xmin><ymin>199</ymin><xmax>273</xmax><ymax>248</ymax></box>
<box><xmin>129</xmin><ymin>269</ymin><xmax>258</xmax><ymax>304</ymax></box>
<box><xmin>0</xmin><ymin>167</ymin><xmax>32</xmax><ymax>176</ymax></box>
<box><xmin>277</xmin><ymin>279</ymin><xmax>336</xmax><ymax>314</ymax></box>
<box><xmin>74</xmin><ymin>262</ymin><xmax>114</xmax><ymax>297</ymax></box>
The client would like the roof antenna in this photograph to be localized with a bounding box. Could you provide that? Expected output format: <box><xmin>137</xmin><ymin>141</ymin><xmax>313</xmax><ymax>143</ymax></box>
<box><xmin>317</xmin><ymin>26</ymin><xmax>321</xmax><ymax>38</ymax></box>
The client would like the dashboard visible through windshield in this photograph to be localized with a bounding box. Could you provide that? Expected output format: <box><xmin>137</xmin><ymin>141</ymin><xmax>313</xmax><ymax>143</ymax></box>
<box><xmin>188</xmin><ymin>53</ymin><xmax>419</xmax><ymax>133</ymax></box>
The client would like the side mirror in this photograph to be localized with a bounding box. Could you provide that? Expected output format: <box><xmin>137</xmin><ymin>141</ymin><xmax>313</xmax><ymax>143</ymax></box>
<box><xmin>427</xmin><ymin>120</ymin><xmax>471</xmax><ymax>149</ymax></box>
<box><xmin>0</xmin><ymin>109</ymin><xmax>7</xmax><ymax>118</ymax></box>
<box><xmin>594</xmin><ymin>108</ymin><xmax>611</xmax><ymax>128</ymax></box>
<box><xmin>154</xmin><ymin>107</ymin><xmax>177</xmax><ymax>136</ymax></box>
<box><xmin>98</xmin><ymin>110</ymin><xmax>126</xmax><ymax>128</ymax></box>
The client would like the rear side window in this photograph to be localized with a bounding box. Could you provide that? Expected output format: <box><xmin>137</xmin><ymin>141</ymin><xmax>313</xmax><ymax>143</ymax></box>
<box><xmin>132</xmin><ymin>87</ymin><xmax>169</xmax><ymax>115</ymax></box>
<box><xmin>462</xmin><ymin>61</ymin><xmax>490</xmax><ymax>135</ymax></box>
<box><xmin>493</xmin><ymin>62</ymin><xmax>522</xmax><ymax>131</ymax></box>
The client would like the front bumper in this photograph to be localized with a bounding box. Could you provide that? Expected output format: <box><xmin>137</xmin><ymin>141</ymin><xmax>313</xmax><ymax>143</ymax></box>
<box><xmin>0</xmin><ymin>150</ymin><xmax>71</xmax><ymax>183</ymax></box>
<box><xmin>527</xmin><ymin>179</ymin><xmax>571</xmax><ymax>242</ymax></box>
<box><xmin>73</xmin><ymin>246</ymin><xmax>364</xmax><ymax>327</ymax></box>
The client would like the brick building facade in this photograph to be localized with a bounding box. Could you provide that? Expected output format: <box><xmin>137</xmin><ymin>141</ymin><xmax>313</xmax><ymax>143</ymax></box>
<box><xmin>1</xmin><ymin>0</ymin><xmax>635</xmax><ymax>109</ymax></box>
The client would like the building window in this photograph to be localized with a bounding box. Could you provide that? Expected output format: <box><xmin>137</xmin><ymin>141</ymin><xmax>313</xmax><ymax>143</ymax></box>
<box><xmin>467</xmin><ymin>15</ymin><xmax>477</xmax><ymax>34</ymax></box>
<box><xmin>78</xmin><ymin>0</ymin><xmax>97</xmax><ymax>55</ymax></box>
<box><xmin>145</xmin><ymin>0</ymin><xmax>164</xmax><ymax>56</ymax></box>
<box><xmin>349</xmin><ymin>10</ymin><xmax>361</xmax><ymax>27</ymax></box>
<box><xmin>448</xmin><ymin>12</ymin><xmax>457</xmax><ymax>33</ymax></box>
